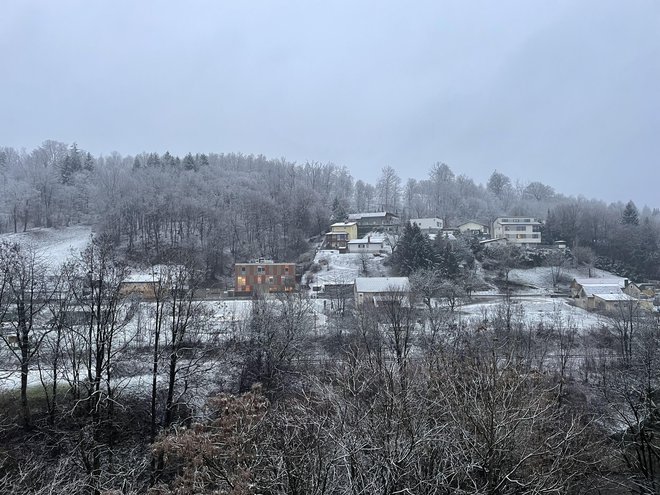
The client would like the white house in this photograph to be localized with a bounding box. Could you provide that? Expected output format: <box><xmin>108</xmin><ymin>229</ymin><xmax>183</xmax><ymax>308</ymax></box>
<box><xmin>347</xmin><ymin>236</ymin><xmax>385</xmax><ymax>254</ymax></box>
<box><xmin>354</xmin><ymin>277</ymin><xmax>410</xmax><ymax>306</ymax></box>
<box><xmin>457</xmin><ymin>221</ymin><xmax>490</xmax><ymax>236</ymax></box>
<box><xmin>491</xmin><ymin>217</ymin><xmax>542</xmax><ymax>245</ymax></box>
<box><xmin>410</xmin><ymin>217</ymin><xmax>444</xmax><ymax>233</ymax></box>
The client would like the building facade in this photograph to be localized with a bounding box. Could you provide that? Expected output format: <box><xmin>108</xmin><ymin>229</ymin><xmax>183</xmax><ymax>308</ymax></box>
<box><xmin>235</xmin><ymin>260</ymin><xmax>296</xmax><ymax>294</ymax></box>
<box><xmin>491</xmin><ymin>217</ymin><xmax>542</xmax><ymax>245</ymax></box>
<box><xmin>348</xmin><ymin>212</ymin><xmax>400</xmax><ymax>236</ymax></box>
<box><xmin>324</xmin><ymin>222</ymin><xmax>358</xmax><ymax>251</ymax></box>
<box><xmin>410</xmin><ymin>217</ymin><xmax>444</xmax><ymax>234</ymax></box>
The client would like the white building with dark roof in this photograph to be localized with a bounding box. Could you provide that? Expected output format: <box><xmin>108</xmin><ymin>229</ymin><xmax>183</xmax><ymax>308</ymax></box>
<box><xmin>354</xmin><ymin>277</ymin><xmax>410</xmax><ymax>306</ymax></box>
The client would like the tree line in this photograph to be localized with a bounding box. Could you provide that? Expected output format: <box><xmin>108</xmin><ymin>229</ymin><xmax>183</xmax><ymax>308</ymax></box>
<box><xmin>0</xmin><ymin>236</ymin><xmax>658</xmax><ymax>493</ymax></box>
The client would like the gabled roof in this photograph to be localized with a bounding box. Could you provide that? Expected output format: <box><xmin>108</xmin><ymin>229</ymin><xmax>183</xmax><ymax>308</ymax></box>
<box><xmin>594</xmin><ymin>292</ymin><xmax>637</xmax><ymax>302</ymax></box>
<box><xmin>582</xmin><ymin>285</ymin><xmax>624</xmax><ymax>297</ymax></box>
<box><xmin>330</xmin><ymin>222</ymin><xmax>357</xmax><ymax>227</ymax></box>
<box><xmin>354</xmin><ymin>277</ymin><xmax>409</xmax><ymax>293</ymax></box>
<box><xmin>457</xmin><ymin>221</ymin><xmax>488</xmax><ymax>228</ymax></box>
<box><xmin>573</xmin><ymin>277</ymin><xmax>627</xmax><ymax>288</ymax></box>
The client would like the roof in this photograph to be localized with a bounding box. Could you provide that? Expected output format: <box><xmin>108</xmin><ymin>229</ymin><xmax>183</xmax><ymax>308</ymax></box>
<box><xmin>594</xmin><ymin>293</ymin><xmax>637</xmax><ymax>302</ymax></box>
<box><xmin>124</xmin><ymin>265</ymin><xmax>183</xmax><ymax>283</ymax></box>
<box><xmin>348</xmin><ymin>237</ymin><xmax>384</xmax><ymax>245</ymax></box>
<box><xmin>582</xmin><ymin>285</ymin><xmax>625</xmax><ymax>297</ymax></box>
<box><xmin>458</xmin><ymin>221</ymin><xmax>488</xmax><ymax>228</ymax></box>
<box><xmin>330</xmin><ymin>222</ymin><xmax>357</xmax><ymax>227</ymax></box>
<box><xmin>354</xmin><ymin>277</ymin><xmax>409</xmax><ymax>293</ymax></box>
<box><xmin>348</xmin><ymin>212</ymin><xmax>398</xmax><ymax>220</ymax></box>
<box><xmin>574</xmin><ymin>277</ymin><xmax>627</xmax><ymax>288</ymax></box>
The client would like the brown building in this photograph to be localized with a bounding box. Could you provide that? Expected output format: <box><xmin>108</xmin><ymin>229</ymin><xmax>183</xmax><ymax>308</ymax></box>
<box><xmin>235</xmin><ymin>260</ymin><xmax>296</xmax><ymax>294</ymax></box>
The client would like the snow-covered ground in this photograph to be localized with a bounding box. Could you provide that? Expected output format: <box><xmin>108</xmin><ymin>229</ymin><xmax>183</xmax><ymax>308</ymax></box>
<box><xmin>305</xmin><ymin>249</ymin><xmax>390</xmax><ymax>289</ymax></box>
<box><xmin>460</xmin><ymin>295</ymin><xmax>604</xmax><ymax>331</ymax></box>
<box><xmin>507</xmin><ymin>266</ymin><xmax>615</xmax><ymax>290</ymax></box>
<box><xmin>0</xmin><ymin>225</ymin><xmax>93</xmax><ymax>271</ymax></box>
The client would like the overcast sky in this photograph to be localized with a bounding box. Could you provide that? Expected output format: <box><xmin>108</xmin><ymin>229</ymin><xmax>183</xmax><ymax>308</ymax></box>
<box><xmin>2</xmin><ymin>1</ymin><xmax>659</xmax><ymax>206</ymax></box>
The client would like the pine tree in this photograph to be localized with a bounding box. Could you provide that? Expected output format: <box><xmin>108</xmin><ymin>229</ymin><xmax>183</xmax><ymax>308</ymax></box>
<box><xmin>330</xmin><ymin>197</ymin><xmax>347</xmax><ymax>223</ymax></box>
<box><xmin>391</xmin><ymin>222</ymin><xmax>436</xmax><ymax>275</ymax></box>
<box><xmin>621</xmin><ymin>200</ymin><xmax>639</xmax><ymax>225</ymax></box>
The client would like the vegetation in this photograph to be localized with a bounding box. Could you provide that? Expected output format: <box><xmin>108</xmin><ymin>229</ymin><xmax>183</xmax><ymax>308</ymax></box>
<box><xmin>1</xmin><ymin>141</ymin><xmax>660</xmax><ymax>493</ymax></box>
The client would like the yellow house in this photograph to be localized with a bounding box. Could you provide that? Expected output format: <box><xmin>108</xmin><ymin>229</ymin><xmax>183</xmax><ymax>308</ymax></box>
<box><xmin>324</xmin><ymin>222</ymin><xmax>358</xmax><ymax>251</ymax></box>
<box><xmin>331</xmin><ymin>222</ymin><xmax>358</xmax><ymax>239</ymax></box>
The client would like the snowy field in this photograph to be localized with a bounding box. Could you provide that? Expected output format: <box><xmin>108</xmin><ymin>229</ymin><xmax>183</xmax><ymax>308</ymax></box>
<box><xmin>460</xmin><ymin>295</ymin><xmax>605</xmax><ymax>331</ymax></box>
<box><xmin>507</xmin><ymin>266</ymin><xmax>615</xmax><ymax>290</ymax></box>
<box><xmin>0</xmin><ymin>225</ymin><xmax>93</xmax><ymax>271</ymax></box>
<box><xmin>305</xmin><ymin>249</ymin><xmax>389</xmax><ymax>289</ymax></box>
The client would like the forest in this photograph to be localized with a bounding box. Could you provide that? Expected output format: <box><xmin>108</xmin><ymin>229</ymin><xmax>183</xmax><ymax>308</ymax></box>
<box><xmin>0</xmin><ymin>141</ymin><xmax>659</xmax><ymax>494</ymax></box>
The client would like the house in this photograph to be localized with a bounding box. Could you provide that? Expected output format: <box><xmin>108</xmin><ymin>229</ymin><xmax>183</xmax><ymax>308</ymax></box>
<box><xmin>323</xmin><ymin>222</ymin><xmax>358</xmax><ymax>251</ymax></box>
<box><xmin>348</xmin><ymin>212</ymin><xmax>400</xmax><ymax>236</ymax></box>
<box><xmin>354</xmin><ymin>277</ymin><xmax>410</xmax><ymax>306</ymax></box>
<box><xmin>491</xmin><ymin>217</ymin><xmax>542</xmax><ymax>245</ymax></box>
<box><xmin>571</xmin><ymin>277</ymin><xmax>630</xmax><ymax>310</ymax></box>
<box><xmin>410</xmin><ymin>217</ymin><xmax>444</xmax><ymax>234</ymax></box>
<box><xmin>347</xmin><ymin>236</ymin><xmax>385</xmax><ymax>254</ymax></box>
<box><xmin>592</xmin><ymin>292</ymin><xmax>638</xmax><ymax>312</ymax></box>
<box><xmin>235</xmin><ymin>259</ymin><xmax>296</xmax><ymax>295</ymax></box>
<box><xmin>119</xmin><ymin>265</ymin><xmax>186</xmax><ymax>300</ymax></box>
<box><xmin>457</xmin><ymin>221</ymin><xmax>490</xmax><ymax>236</ymax></box>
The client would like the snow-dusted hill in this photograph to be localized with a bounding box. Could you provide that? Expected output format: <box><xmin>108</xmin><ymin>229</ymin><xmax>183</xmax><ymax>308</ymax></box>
<box><xmin>0</xmin><ymin>225</ymin><xmax>93</xmax><ymax>270</ymax></box>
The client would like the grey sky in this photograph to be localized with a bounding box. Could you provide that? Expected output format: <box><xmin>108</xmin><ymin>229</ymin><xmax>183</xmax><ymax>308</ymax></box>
<box><xmin>2</xmin><ymin>1</ymin><xmax>659</xmax><ymax>206</ymax></box>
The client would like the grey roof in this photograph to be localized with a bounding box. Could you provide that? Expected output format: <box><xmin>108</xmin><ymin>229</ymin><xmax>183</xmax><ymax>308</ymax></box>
<box><xmin>348</xmin><ymin>237</ymin><xmax>384</xmax><ymax>245</ymax></box>
<box><xmin>348</xmin><ymin>212</ymin><xmax>398</xmax><ymax>220</ymax></box>
<box><xmin>582</xmin><ymin>285</ymin><xmax>625</xmax><ymax>297</ymax></box>
<box><xmin>594</xmin><ymin>293</ymin><xmax>637</xmax><ymax>302</ymax></box>
<box><xmin>354</xmin><ymin>277</ymin><xmax>409</xmax><ymax>293</ymax></box>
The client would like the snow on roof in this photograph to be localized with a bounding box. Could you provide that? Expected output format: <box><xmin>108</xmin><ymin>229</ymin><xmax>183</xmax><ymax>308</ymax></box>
<box><xmin>354</xmin><ymin>277</ymin><xmax>409</xmax><ymax>293</ymax></box>
<box><xmin>348</xmin><ymin>237</ymin><xmax>384</xmax><ymax>244</ymax></box>
<box><xmin>574</xmin><ymin>278</ymin><xmax>627</xmax><ymax>288</ymax></box>
<box><xmin>331</xmin><ymin>222</ymin><xmax>357</xmax><ymax>227</ymax></box>
<box><xmin>458</xmin><ymin>221</ymin><xmax>487</xmax><ymax>228</ymax></box>
<box><xmin>594</xmin><ymin>293</ymin><xmax>637</xmax><ymax>302</ymax></box>
<box><xmin>410</xmin><ymin>218</ymin><xmax>443</xmax><ymax>228</ymax></box>
<box><xmin>582</xmin><ymin>285</ymin><xmax>624</xmax><ymax>297</ymax></box>
<box><xmin>124</xmin><ymin>265</ymin><xmax>184</xmax><ymax>283</ymax></box>
<box><xmin>348</xmin><ymin>212</ymin><xmax>398</xmax><ymax>220</ymax></box>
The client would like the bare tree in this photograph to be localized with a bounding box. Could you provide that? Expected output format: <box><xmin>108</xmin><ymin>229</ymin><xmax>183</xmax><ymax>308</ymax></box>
<box><xmin>0</xmin><ymin>241</ymin><xmax>54</xmax><ymax>428</ymax></box>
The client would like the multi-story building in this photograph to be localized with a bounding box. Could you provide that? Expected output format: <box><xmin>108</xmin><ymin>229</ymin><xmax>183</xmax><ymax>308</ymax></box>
<box><xmin>348</xmin><ymin>212</ymin><xmax>400</xmax><ymax>237</ymax></box>
<box><xmin>323</xmin><ymin>221</ymin><xmax>358</xmax><ymax>251</ymax></box>
<box><xmin>410</xmin><ymin>217</ymin><xmax>444</xmax><ymax>234</ymax></box>
<box><xmin>491</xmin><ymin>217</ymin><xmax>542</xmax><ymax>245</ymax></box>
<box><xmin>234</xmin><ymin>260</ymin><xmax>296</xmax><ymax>295</ymax></box>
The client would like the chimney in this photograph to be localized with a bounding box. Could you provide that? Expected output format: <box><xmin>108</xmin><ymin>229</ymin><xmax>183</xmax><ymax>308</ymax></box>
<box><xmin>368</xmin><ymin>235</ymin><xmax>371</xmax><ymax>243</ymax></box>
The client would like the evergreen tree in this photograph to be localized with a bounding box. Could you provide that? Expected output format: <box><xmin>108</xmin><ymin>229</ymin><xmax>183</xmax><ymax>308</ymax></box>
<box><xmin>621</xmin><ymin>200</ymin><xmax>639</xmax><ymax>225</ymax></box>
<box><xmin>391</xmin><ymin>222</ymin><xmax>436</xmax><ymax>275</ymax></box>
<box><xmin>330</xmin><ymin>197</ymin><xmax>347</xmax><ymax>223</ymax></box>
<box><xmin>183</xmin><ymin>153</ymin><xmax>196</xmax><ymax>171</ymax></box>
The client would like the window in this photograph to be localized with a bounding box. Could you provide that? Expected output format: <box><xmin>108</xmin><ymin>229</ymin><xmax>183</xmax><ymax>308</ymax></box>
<box><xmin>241</xmin><ymin>267</ymin><xmax>246</xmax><ymax>273</ymax></box>
<box><xmin>257</xmin><ymin>266</ymin><xmax>265</xmax><ymax>274</ymax></box>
